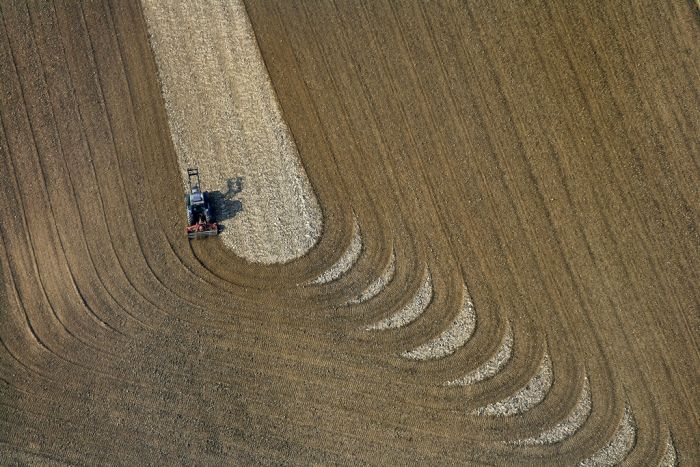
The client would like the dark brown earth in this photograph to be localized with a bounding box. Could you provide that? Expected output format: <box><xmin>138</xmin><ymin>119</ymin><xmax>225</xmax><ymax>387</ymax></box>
<box><xmin>1</xmin><ymin>0</ymin><xmax>698</xmax><ymax>464</ymax></box>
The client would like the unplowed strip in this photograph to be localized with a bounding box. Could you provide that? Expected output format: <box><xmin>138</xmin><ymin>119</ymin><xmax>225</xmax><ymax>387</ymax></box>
<box><xmin>141</xmin><ymin>0</ymin><xmax>322</xmax><ymax>264</ymax></box>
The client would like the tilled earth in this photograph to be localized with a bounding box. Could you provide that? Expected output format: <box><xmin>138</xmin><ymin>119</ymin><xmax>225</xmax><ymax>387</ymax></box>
<box><xmin>0</xmin><ymin>0</ymin><xmax>698</xmax><ymax>464</ymax></box>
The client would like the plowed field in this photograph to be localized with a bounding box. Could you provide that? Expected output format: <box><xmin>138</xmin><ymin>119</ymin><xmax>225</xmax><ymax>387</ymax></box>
<box><xmin>1</xmin><ymin>0</ymin><xmax>698</xmax><ymax>464</ymax></box>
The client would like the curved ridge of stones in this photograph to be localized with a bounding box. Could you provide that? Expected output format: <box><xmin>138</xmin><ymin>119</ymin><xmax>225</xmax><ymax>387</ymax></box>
<box><xmin>400</xmin><ymin>285</ymin><xmax>475</xmax><ymax>360</ymax></box>
<box><xmin>142</xmin><ymin>0</ymin><xmax>322</xmax><ymax>264</ymax></box>
<box><xmin>472</xmin><ymin>353</ymin><xmax>553</xmax><ymax>417</ymax></box>
<box><xmin>580</xmin><ymin>404</ymin><xmax>637</xmax><ymax>466</ymax></box>
<box><xmin>660</xmin><ymin>433</ymin><xmax>678</xmax><ymax>467</ymax></box>
<box><xmin>445</xmin><ymin>321</ymin><xmax>514</xmax><ymax>386</ymax></box>
<box><xmin>345</xmin><ymin>247</ymin><xmax>395</xmax><ymax>305</ymax></box>
<box><xmin>311</xmin><ymin>216</ymin><xmax>362</xmax><ymax>285</ymax></box>
<box><xmin>516</xmin><ymin>376</ymin><xmax>592</xmax><ymax>445</ymax></box>
<box><xmin>365</xmin><ymin>267</ymin><xmax>433</xmax><ymax>330</ymax></box>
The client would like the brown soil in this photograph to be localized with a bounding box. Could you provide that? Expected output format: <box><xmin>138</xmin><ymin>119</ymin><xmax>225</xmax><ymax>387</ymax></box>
<box><xmin>0</xmin><ymin>0</ymin><xmax>697</xmax><ymax>464</ymax></box>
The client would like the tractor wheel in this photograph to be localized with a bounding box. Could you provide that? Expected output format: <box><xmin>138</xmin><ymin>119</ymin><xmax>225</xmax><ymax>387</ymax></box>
<box><xmin>187</xmin><ymin>209</ymin><xmax>195</xmax><ymax>226</ymax></box>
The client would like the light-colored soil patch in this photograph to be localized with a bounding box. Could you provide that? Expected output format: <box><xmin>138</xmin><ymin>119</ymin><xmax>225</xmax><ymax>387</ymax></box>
<box><xmin>473</xmin><ymin>354</ymin><xmax>553</xmax><ymax>417</ymax></box>
<box><xmin>580</xmin><ymin>405</ymin><xmax>636</xmax><ymax>466</ymax></box>
<box><xmin>401</xmin><ymin>286</ymin><xmax>476</xmax><ymax>360</ymax></box>
<box><xmin>517</xmin><ymin>376</ymin><xmax>591</xmax><ymax>445</ymax></box>
<box><xmin>659</xmin><ymin>434</ymin><xmax>677</xmax><ymax>467</ymax></box>
<box><xmin>142</xmin><ymin>0</ymin><xmax>321</xmax><ymax>264</ymax></box>
<box><xmin>346</xmin><ymin>248</ymin><xmax>395</xmax><ymax>305</ymax></box>
<box><xmin>366</xmin><ymin>268</ymin><xmax>433</xmax><ymax>330</ymax></box>
<box><xmin>311</xmin><ymin>217</ymin><xmax>361</xmax><ymax>284</ymax></box>
<box><xmin>445</xmin><ymin>322</ymin><xmax>513</xmax><ymax>386</ymax></box>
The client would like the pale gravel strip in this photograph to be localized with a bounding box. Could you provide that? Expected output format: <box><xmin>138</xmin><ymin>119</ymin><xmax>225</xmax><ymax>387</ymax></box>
<box><xmin>472</xmin><ymin>354</ymin><xmax>553</xmax><ymax>417</ymax></box>
<box><xmin>345</xmin><ymin>248</ymin><xmax>395</xmax><ymax>305</ymax></box>
<box><xmin>445</xmin><ymin>322</ymin><xmax>514</xmax><ymax>386</ymax></box>
<box><xmin>659</xmin><ymin>434</ymin><xmax>677</xmax><ymax>467</ymax></box>
<box><xmin>311</xmin><ymin>217</ymin><xmax>362</xmax><ymax>284</ymax></box>
<box><xmin>516</xmin><ymin>376</ymin><xmax>591</xmax><ymax>445</ymax></box>
<box><xmin>142</xmin><ymin>0</ymin><xmax>322</xmax><ymax>264</ymax></box>
<box><xmin>400</xmin><ymin>286</ymin><xmax>476</xmax><ymax>360</ymax></box>
<box><xmin>366</xmin><ymin>268</ymin><xmax>433</xmax><ymax>330</ymax></box>
<box><xmin>579</xmin><ymin>405</ymin><xmax>636</xmax><ymax>466</ymax></box>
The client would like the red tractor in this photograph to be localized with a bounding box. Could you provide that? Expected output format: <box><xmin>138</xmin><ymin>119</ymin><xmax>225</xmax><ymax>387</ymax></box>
<box><xmin>185</xmin><ymin>168</ymin><xmax>219</xmax><ymax>239</ymax></box>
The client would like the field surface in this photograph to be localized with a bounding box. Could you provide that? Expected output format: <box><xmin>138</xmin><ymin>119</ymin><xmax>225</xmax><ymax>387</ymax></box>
<box><xmin>0</xmin><ymin>0</ymin><xmax>698</xmax><ymax>464</ymax></box>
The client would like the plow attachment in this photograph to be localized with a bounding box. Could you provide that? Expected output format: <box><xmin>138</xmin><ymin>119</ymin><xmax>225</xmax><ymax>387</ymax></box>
<box><xmin>186</xmin><ymin>221</ymin><xmax>219</xmax><ymax>239</ymax></box>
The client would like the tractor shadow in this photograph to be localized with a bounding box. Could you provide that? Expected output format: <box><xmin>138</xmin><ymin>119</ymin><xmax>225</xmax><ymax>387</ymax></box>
<box><xmin>208</xmin><ymin>177</ymin><xmax>243</xmax><ymax>228</ymax></box>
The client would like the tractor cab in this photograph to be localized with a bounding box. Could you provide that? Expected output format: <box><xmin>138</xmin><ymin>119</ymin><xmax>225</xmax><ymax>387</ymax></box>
<box><xmin>189</xmin><ymin>187</ymin><xmax>204</xmax><ymax>205</ymax></box>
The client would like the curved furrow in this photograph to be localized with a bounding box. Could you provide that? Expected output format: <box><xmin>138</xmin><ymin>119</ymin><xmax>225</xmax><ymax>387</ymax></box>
<box><xmin>365</xmin><ymin>267</ymin><xmax>433</xmax><ymax>330</ymax></box>
<box><xmin>48</xmin><ymin>1</ymin><xmax>191</xmax><ymax>329</ymax></box>
<box><xmin>66</xmin><ymin>0</ymin><xmax>266</xmax><ymax>336</ymax></box>
<box><xmin>516</xmin><ymin>375</ymin><xmax>591</xmax><ymax>445</ymax></box>
<box><xmin>2</xmin><ymin>218</ymin><xmax>212</xmax><ymax>398</ymax></box>
<box><xmin>472</xmin><ymin>353</ymin><xmax>553</xmax><ymax>417</ymax></box>
<box><xmin>0</xmin><ymin>265</ymin><xmax>61</xmax><ymax>390</ymax></box>
<box><xmin>400</xmin><ymin>285</ymin><xmax>475</xmax><ymax>360</ymax></box>
<box><xmin>78</xmin><ymin>0</ymin><xmax>229</xmax><ymax>320</ymax></box>
<box><xmin>0</xmin><ymin>356</ymin><xmax>39</xmax><ymax>399</ymax></box>
<box><xmin>0</xmin><ymin>6</ymin><xmax>131</xmax><ymax>358</ymax></box>
<box><xmin>345</xmin><ymin>247</ymin><xmax>396</xmax><ymax>305</ymax></box>
<box><xmin>5</xmin><ymin>220</ymin><xmax>460</xmax><ymax>438</ymax></box>
<box><xmin>0</xmin><ymin>152</ymin><xmax>120</xmax><ymax>367</ymax></box>
<box><xmin>445</xmin><ymin>321</ymin><xmax>513</xmax><ymax>386</ymax></box>
<box><xmin>5</xmin><ymin>2</ymin><xmax>141</xmax><ymax>342</ymax></box>
<box><xmin>3</xmin><ymin>269</ymin><xmax>158</xmax><ymax>390</ymax></box>
<box><xmin>0</xmin><ymin>333</ymin><xmax>56</xmax><ymax>393</ymax></box>
<box><xmin>311</xmin><ymin>216</ymin><xmax>362</xmax><ymax>285</ymax></box>
<box><xmin>29</xmin><ymin>0</ymin><xmax>164</xmax><ymax>335</ymax></box>
<box><xmin>579</xmin><ymin>404</ymin><xmax>637</xmax><ymax>466</ymax></box>
<box><xmin>110</xmin><ymin>0</ymin><xmax>340</xmax><ymax>338</ymax></box>
<box><xmin>4</xmin><ymin>218</ymin><xmax>410</xmax><ymax>398</ymax></box>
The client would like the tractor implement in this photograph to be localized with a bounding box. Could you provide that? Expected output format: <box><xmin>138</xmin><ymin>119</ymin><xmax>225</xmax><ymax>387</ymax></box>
<box><xmin>187</xmin><ymin>220</ymin><xmax>219</xmax><ymax>239</ymax></box>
